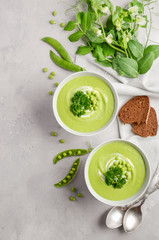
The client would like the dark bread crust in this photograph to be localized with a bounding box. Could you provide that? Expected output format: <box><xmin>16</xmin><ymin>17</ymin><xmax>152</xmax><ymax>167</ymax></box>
<box><xmin>119</xmin><ymin>96</ymin><xmax>150</xmax><ymax>124</ymax></box>
<box><xmin>132</xmin><ymin>107</ymin><xmax>158</xmax><ymax>137</ymax></box>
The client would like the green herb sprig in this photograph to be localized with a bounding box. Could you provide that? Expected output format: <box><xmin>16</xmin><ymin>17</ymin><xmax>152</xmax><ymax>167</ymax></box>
<box><xmin>105</xmin><ymin>166</ymin><xmax>126</xmax><ymax>189</ymax></box>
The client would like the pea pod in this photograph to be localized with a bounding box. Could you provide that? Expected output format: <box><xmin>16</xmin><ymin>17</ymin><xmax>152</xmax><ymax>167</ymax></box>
<box><xmin>54</xmin><ymin>158</ymin><xmax>80</xmax><ymax>187</ymax></box>
<box><xmin>54</xmin><ymin>147</ymin><xmax>93</xmax><ymax>164</ymax></box>
<box><xmin>50</xmin><ymin>50</ymin><xmax>85</xmax><ymax>72</ymax></box>
<box><xmin>42</xmin><ymin>37</ymin><xmax>73</xmax><ymax>63</ymax></box>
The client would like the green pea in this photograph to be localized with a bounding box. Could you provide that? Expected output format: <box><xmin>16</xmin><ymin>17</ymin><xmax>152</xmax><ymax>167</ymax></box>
<box><xmin>60</xmin><ymin>139</ymin><xmax>65</xmax><ymax>143</ymax></box>
<box><xmin>52</xmin><ymin>131</ymin><xmax>57</xmax><ymax>136</ymax></box>
<box><xmin>72</xmin><ymin>168</ymin><xmax>75</xmax><ymax>171</ymax></box>
<box><xmin>77</xmin><ymin>193</ymin><xmax>83</xmax><ymax>198</ymax></box>
<box><xmin>60</xmin><ymin>22</ymin><xmax>65</xmax><ymax>28</ymax></box>
<box><xmin>49</xmin><ymin>75</ymin><xmax>53</xmax><ymax>79</ymax></box>
<box><xmin>127</xmin><ymin>175</ymin><xmax>131</xmax><ymax>180</ymax></box>
<box><xmin>70</xmin><ymin>171</ymin><xmax>74</xmax><ymax>174</ymax></box>
<box><xmin>122</xmin><ymin>161</ymin><xmax>126</xmax><ymax>165</ymax></box>
<box><xmin>115</xmin><ymin>156</ymin><xmax>120</xmax><ymax>160</ymax></box>
<box><xmin>51</xmin><ymin>72</ymin><xmax>56</xmax><ymax>76</ymax></box>
<box><xmin>125</xmin><ymin>172</ymin><xmax>129</xmax><ymax>177</ymax></box>
<box><xmin>94</xmin><ymin>106</ymin><xmax>97</xmax><ymax>111</ymax></box>
<box><xmin>67</xmin><ymin>175</ymin><xmax>71</xmax><ymax>179</ymax></box>
<box><xmin>96</xmin><ymin>97</ymin><xmax>100</xmax><ymax>101</ymax></box>
<box><xmin>118</xmin><ymin>164</ymin><xmax>122</xmax><ymax>168</ymax></box>
<box><xmin>70</xmin><ymin>196</ymin><xmax>75</xmax><ymax>201</ymax></box>
<box><xmin>50</xmin><ymin>20</ymin><xmax>56</xmax><ymax>24</ymax></box>
<box><xmin>63</xmin><ymin>152</ymin><xmax>67</xmax><ymax>157</ymax></box>
<box><xmin>126</xmin><ymin>163</ymin><xmax>131</xmax><ymax>168</ymax></box>
<box><xmin>87</xmin><ymin>90</ymin><xmax>91</xmax><ymax>95</ymax></box>
<box><xmin>49</xmin><ymin>90</ymin><xmax>53</xmax><ymax>95</ymax></box>
<box><xmin>74</xmin><ymin>163</ymin><xmax>77</xmax><ymax>166</ymax></box>
<box><xmin>57</xmin><ymin>155</ymin><xmax>61</xmax><ymax>159</ymax></box>
<box><xmin>71</xmin><ymin>187</ymin><xmax>77</xmax><ymax>192</ymax></box>
<box><xmin>90</xmin><ymin>107</ymin><xmax>94</xmax><ymax>111</ymax></box>
<box><xmin>114</xmin><ymin>161</ymin><xmax>118</xmax><ymax>166</ymax></box>
<box><xmin>43</xmin><ymin>67</ymin><xmax>48</xmax><ymax>72</ymax></box>
<box><xmin>77</xmin><ymin>150</ymin><xmax>81</xmax><ymax>155</ymax></box>
<box><xmin>63</xmin><ymin>179</ymin><xmax>67</xmax><ymax>183</ymax></box>
<box><xmin>55</xmin><ymin>82</ymin><xmax>59</xmax><ymax>87</ymax></box>
<box><xmin>53</xmin><ymin>11</ymin><xmax>57</xmax><ymax>16</ymax></box>
<box><xmin>69</xmin><ymin>151</ymin><xmax>72</xmax><ymax>155</ymax></box>
<box><xmin>58</xmin><ymin>182</ymin><xmax>62</xmax><ymax>185</ymax></box>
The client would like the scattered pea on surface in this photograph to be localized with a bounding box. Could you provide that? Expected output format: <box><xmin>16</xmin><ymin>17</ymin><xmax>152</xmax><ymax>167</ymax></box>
<box><xmin>51</xmin><ymin>72</ymin><xmax>56</xmax><ymax>76</ymax></box>
<box><xmin>49</xmin><ymin>90</ymin><xmax>53</xmax><ymax>95</ymax></box>
<box><xmin>55</xmin><ymin>82</ymin><xmax>59</xmax><ymax>87</ymax></box>
<box><xmin>50</xmin><ymin>20</ymin><xmax>56</xmax><ymax>24</ymax></box>
<box><xmin>52</xmin><ymin>131</ymin><xmax>57</xmax><ymax>136</ymax></box>
<box><xmin>53</xmin><ymin>11</ymin><xmax>57</xmax><ymax>16</ymax></box>
<box><xmin>77</xmin><ymin>193</ymin><xmax>83</xmax><ymax>198</ymax></box>
<box><xmin>43</xmin><ymin>67</ymin><xmax>48</xmax><ymax>72</ymax></box>
<box><xmin>71</xmin><ymin>187</ymin><xmax>77</xmax><ymax>192</ymax></box>
<box><xmin>60</xmin><ymin>22</ymin><xmax>65</xmax><ymax>28</ymax></box>
<box><xmin>60</xmin><ymin>139</ymin><xmax>65</xmax><ymax>143</ymax></box>
<box><xmin>70</xmin><ymin>196</ymin><xmax>75</xmax><ymax>201</ymax></box>
<box><xmin>49</xmin><ymin>75</ymin><xmax>54</xmax><ymax>79</ymax></box>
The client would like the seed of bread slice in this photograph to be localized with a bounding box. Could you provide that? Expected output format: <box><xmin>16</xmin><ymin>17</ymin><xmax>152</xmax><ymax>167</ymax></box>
<box><xmin>119</xmin><ymin>96</ymin><xmax>150</xmax><ymax>124</ymax></box>
<box><xmin>132</xmin><ymin>107</ymin><xmax>158</xmax><ymax>137</ymax></box>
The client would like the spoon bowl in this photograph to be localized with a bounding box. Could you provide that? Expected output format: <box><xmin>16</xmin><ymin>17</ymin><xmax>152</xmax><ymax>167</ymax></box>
<box><xmin>106</xmin><ymin>206</ymin><xmax>126</xmax><ymax>228</ymax></box>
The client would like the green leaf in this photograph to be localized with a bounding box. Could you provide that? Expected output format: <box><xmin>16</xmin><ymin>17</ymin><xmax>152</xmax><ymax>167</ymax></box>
<box><xmin>112</xmin><ymin>6</ymin><xmax>122</xmax><ymax>24</ymax></box>
<box><xmin>116</xmin><ymin>57</ymin><xmax>138</xmax><ymax>78</ymax></box>
<box><xmin>96</xmin><ymin>59</ymin><xmax>112</xmax><ymax>67</ymax></box>
<box><xmin>106</xmin><ymin>15</ymin><xmax>116</xmax><ymax>31</ymax></box>
<box><xmin>69</xmin><ymin>31</ymin><xmax>84</xmax><ymax>42</ymax></box>
<box><xmin>128</xmin><ymin>40</ymin><xmax>144</xmax><ymax>59</ymax></box>
<box><xmin>93</xmin><ymin>44</ymin><xmax>105</xmax><ymax>61</ymax></box>
<box><xmin>144</xmin><ymin>45</ymin><xmax>159</xmax><ymax>60</ymax></box>
<box><xmin>76</xmin><ymin>45</ymin><xmax>92</xmax><ymax>55</ymax></box>
<box><xmin>102</xmin><ymin>43</ymin><xmax>115</xmax><ymax>57</ymax></box>
<box><xmin>86</xmin><ymin>29</ymin><xmax>105</xmax><ymax>43</ymax></box>
<box><xmin>112</xmin><ymin>58</ymin><xmax>125</xmax><ymax>76</ymax></box>
<box><xmin>64</xmin><ymin>21</ymin><xmax>77</xmax><ymax>31</ymax></box>
<box><xmin>81</xmin><ymin>12</ymin><xmax>91</xmax><ymax>32</ymax></box>
<box><xmin>77</xmin><ymin>12</ymin><xmax>84</xmax><ymax>24</ymax></box>
<box><xmin>138</xmin><ymin>52</ymin><xmax>154</xmax><ymax>74</ymax></box>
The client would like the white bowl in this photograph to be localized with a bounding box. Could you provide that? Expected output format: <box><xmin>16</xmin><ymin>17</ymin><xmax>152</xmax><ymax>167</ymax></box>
<box><xmin>53</xmin><ymin>71</ymin><xmax>118</xmax><ymax>136</ymax></box>
<box><xmin>84</xmin><ymin>139</ymin><xmax>151</xmax><ymax>206</ymax></box>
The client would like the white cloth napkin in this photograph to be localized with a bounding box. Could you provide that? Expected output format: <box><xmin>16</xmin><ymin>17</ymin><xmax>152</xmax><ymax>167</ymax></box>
<box><xmin>75</xmin><ymin>0</ymin><xmax>159</xmax><ymax>214</ymax></box>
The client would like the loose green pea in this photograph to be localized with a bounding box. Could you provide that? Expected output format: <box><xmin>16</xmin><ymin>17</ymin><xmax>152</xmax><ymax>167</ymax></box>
<box><xmin>70</xmin><ymin>196</ymin><xmax>75</xmax><ymax>201</ymax></box>
<box><xmin>125</xmin><ymin>172</ymin><xmax>129</xmax><ymax>177</ymax></box>
<box><xmin>49</xmin><ymin>75</ymin><xmax>54</xmax><ymax>79</ymax></box>
<box><xmin>77</xmin><ymin>150</ymin><xmax>81</xmax><ymax>155</ymax></box>
<box><xmin>63</xmin><ymin>152</ymin><xmax>67</xmax><ymax>157</ymax></box>
<box><xmin>52</xmin><ymin>131</ymin><xmax>57</xmax><ymax>136</ymax></box>
<box><xmin>118</xmin><ymin>164</ymin><xmax>122</xmax><ymax>168</ymax></box>
<box><xmin>69</xmin><ymin>151</ymin><xmax>72</xmax><ymax>155</ymax></box>
<box><xmin>57</xmin><ymin>155</ymin><xmax>61</xmax><ymax>159</ymax></box>
<box><xmin>50</xmin><ymin>20</ymin><xmax>56</xmax><ymax>24</ymax></box>
<box><xmin>55</xmin><ymin>82</ymin><xmax>59</xmax><ymax>87</ymax></box>
<box><xmin>43</xmin><ymin>67</ymin><xmax>48</xmax><ymax>72</ymax></box>
<box><xmin>53</xmin><ymin>11</ymin><xmax>57</xmax><ymax>16</ymax></box>
<box><xmin>87</xmin><ymin>90</ymin><xmax>91</xmax><ymax>95</ymax></box>
<box><xmin>51</xmin><ymin>72</ymin><xmax>56</xmax><ymax>76</ymax></box>
<box><xmin>49</xmin><ymin>90</ymin><xmax>53</xmax><ymax>95</ymax></box>
<box><xmin>71</xmin><ymin>187</ymin><xmax>77</xmax><ymax>192</ymax></box>
<box><xmin>122</xmin><ymin>161</ymin><xmax>126</xmax><ymax>165</ymax></box>
<box><xmin>77</xmin><ymin>193</ymin><xmax>83</xmax><ymax>198</ymax></box>
<box><xmin>127</xmin><ymin>167</ymin><xmax>131</xmax><ymax>171</ymax></box>
<box><xmin>114</xmin><ymin>161</ymin><xmax>118</xmax><ymax>166</ymax></box>
<box><xmin>90</xmin><ymin>106</ymin><xmax>94</xmax><ymax>111</ymax></box>
<box><xmin>115</xmin><ymin>156</ymin><xmax>120</xmax><ymax>160</ymax></box>
<box><xmin>60</xmin><ymin>139</ymin><xmax>65</xmax><ymax>143</ymax></box>
<box><xmin>60</xmin><ymin>22</ymin><xmax>65</xmax><ymax>28</ymax></box>
<box><xmin>94</xmin><ymin>106</ymin><xmax>97</xmax><ymax>110</ymax></box>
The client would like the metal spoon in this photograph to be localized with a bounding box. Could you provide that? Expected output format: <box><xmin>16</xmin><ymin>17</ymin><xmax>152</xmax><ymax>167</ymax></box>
<box><xmin>123</xmin><ymin>183</ymin><xmax>159</xmax><ymax>233</ymax></box>
<box><xmin>106</xmin><ymin>163</ymin><xmax>159</xmax><ymax>229</ymax></box>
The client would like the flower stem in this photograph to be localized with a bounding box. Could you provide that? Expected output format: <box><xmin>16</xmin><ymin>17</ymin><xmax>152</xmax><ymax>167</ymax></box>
<box><xmin>145</xmin><ymin>6</ymin><xmax>152</xmax><ymax>48</ymax></box>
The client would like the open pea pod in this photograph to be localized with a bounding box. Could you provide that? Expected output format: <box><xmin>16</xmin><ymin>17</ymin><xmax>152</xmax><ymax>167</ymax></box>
<box><xmin>54</xmin><ymin>147</ymin><xmax>93</xmax><ymax>164</ymax></box>
<box><xmin>54</xmin><ymin>158</ymin><xmax>80</xmax><ymax>187</ymax></box>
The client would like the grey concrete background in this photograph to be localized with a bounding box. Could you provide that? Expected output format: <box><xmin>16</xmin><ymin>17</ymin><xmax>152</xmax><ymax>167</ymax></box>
<box><xmin>0</xmin><ymin>0</ymin><xmax>159</xmax><ymax>239</ymax></box>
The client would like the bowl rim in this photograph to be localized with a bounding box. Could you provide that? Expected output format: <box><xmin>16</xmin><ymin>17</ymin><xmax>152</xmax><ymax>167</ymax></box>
<box><xmin>84</xmin><ymin>139</ymin><xmax>151</xmax><ymax>206</ymax></box>
<box><xmin>52</xmin><ymin>71</ymin><xmax>119</xmax><ymax>136</ymax></box>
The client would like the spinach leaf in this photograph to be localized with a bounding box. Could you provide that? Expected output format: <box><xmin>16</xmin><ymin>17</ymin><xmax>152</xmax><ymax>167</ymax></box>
<box><xmin>144</xmin><ymin>45</ymin><xmax>159</xmax><ymax>60</ymax></box>
<box><xmin>76</xmin><ymin>45</ymin><xmax>92</xmax><ymax>55</ymax></box>
<box><xmin>106</xmin><ymin>15</ymin><xmax>115</xmax><ymax>31</ymax></box>
<box><xmin>112</xmin><ymin>58</ymin><xmax>125</xmax><ymax>76</ymax></box>
<box><xmin>76</xmin><ymin>12</ymin><xmax>84</xmax><ymax>24</ymax></box>
<box><xmin>128</xmin><ymin>40</ymin><xmax>144</xmax><ymax>59</ymax></box>
<box><xmin>102</xmin><ymin>43</ymin><xmax>115</xmax><ymax>57</ymax></box>
<box><xmin>138</xmin><ymin>52</ymin><xmax>154</xmax><ymax>74</ymax></box>
<box><xmin>69</xmin><ymin>31</ymin><xmax>84</xmax><ymax>42</ymax></box>
<box><xmin>64</xmin><ymin>21</ymin><xmax>77</xmax><ymax>31</ymax></box>
<box><xmin>116</xmin><ymin>57</ymin><xmax>138</xmax><ymax>78</ymax></box>
<box><xmin>96</xmin><ymin>59</ymin><xmax>112</xmax><ymax>67</ymax></box>
<box><xmin>81</xmin><ymin>12</ymin><xmax>91</xmax><ymax>32</ymax></box>
<box><xmin>86</xmin><ymin>29</ymin><xmax>105</xmax><ymax>43</ymax></box>
<box><xmin>93</xmin><ymin>44</ymin><xmax>105</xmax><ymax>61</ymax></box>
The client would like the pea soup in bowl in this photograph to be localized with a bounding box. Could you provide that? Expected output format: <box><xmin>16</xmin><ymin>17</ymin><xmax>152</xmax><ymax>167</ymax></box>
<box><xmin>53</xmin><ymin>71</ymin><xmax>118</xmax><ymax>136</ymax></box>
<box><xmin>84</xmin><ymin>139</ymin><xmax>151</xmax><ymax>206</ymax></box>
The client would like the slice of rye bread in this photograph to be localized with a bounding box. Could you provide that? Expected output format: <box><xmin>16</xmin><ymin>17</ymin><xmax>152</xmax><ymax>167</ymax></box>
<box><xmin>119</xmin><ymin>96</ymin><xmax>150</xmax><ymax>124</ymax></box>
<box><xmin>132</xmin><ymin>107</ymin><xmax>158</xmax><ymax>137</ymax></box>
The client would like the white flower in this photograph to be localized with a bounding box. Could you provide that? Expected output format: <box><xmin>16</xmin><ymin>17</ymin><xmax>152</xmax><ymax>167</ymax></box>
<box><xmin>126</xmin><ymin>33</ymin><xmax>132</xmax><ymax>42</ymax></box>
<box><xmin>136</xmin><ymin>16</ymin><xmax>146</xmax><ymax>26</ymax></box>
<box><xmin>116</xmin><ymin>26</ymin><xmax>121</xmax><ymax>31</ymax></box>
<box><xmin>105</xmin><ymin>33</ymin><xmax>113</xmax><ymax>44</ymax></box>
<box><xmin>128</xmin><ymin>5</ymin><xmax>139</xmax><ymax>16</ymax></box>
<box><xmin>95</xmin><ymin>29</ymin><xmax>102</xmax><ymax>37</ymax></box>
<box><xmin>101</xmin><ymin>1</ymin><xmax>105</xmax><ymax>4</ymax></box>
<box><xmin>101</xmin><ymin>6</ymin><xmax>109</xmax><ymax>13</ymax></box>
